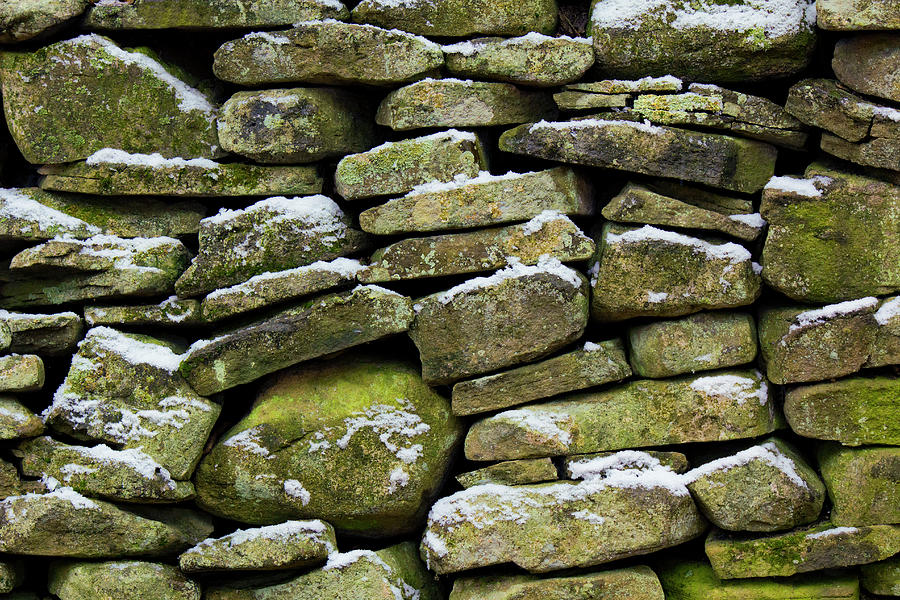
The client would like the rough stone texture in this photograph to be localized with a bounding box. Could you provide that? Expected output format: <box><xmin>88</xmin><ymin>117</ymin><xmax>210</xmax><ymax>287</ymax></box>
<box><xmin>0</xmin><ymin>397</ymin><xmax>43</xmax><ymax>440</ymax></box>
<box><xmin>464</xmin><ymin>369</ymin><xmax>776</xmax><ymax>460</ymax></box>
<box><xmin>862</xmin><ymin>556</ymin><xmax>900</xmax><ymax>596</ymax></box>
<box><xmin>499</xmin><ymin>120</ymin><xmax>777</xmax><ymax>193</ymax></box>
<box><xmin>420</xmin><ymin>475</ymin><xmax>705</xmax><ymax>574</ymax></box>
<box><xmin>376</xmin><ymin>79</ymin><xmax>557</xmax><ymax>130</ymax></box>
<box><xmin>0</xmin><ymin>354</ymin><xmax>44</xmax><ymax>392</ymax></box>
<box><xmin>84</xmin><ymin>298</ymin><xmax>202</xmax><ymax>327</ymax></box>
<box><xmin>0</xmin><ymin>34</ymin><xmax>219</xmax><ymax>164</ymax></box>
<box><xmin>335</xmin><ymin>130</ymin><xmax>486</xmax><ymax>200</ymax></box>
<box><xmin>816</xmin><ymin>0</ymin><xmax>900</xmax><ymax>30</ymax></box>
<box><xmin>48</xmin><ymin>560</ymin><xmax>201</xmax><ymax>600</ymax></box>
<box><xmin>784</xmin><ymin>376</ymin><xmax>900</xmax><ymax>446</ymax></box>
<box><xmin>449</xmin><ymin>567</ymin><xmax>665</xmax><ymax>600</ymax></box>
<box><xmin>180</xmin><ymin>285</ymin><xmax>413</xmax><ymax>395</ymax></box>
<box><xmin>832</xmin><ymin>33</ymin><xmax>900</xmax><ymax>103</ymax></box>
<box><xmin>0</xmin><ymin>560</ymin><xmax>22</xmax><ymax>594</ymax></box>
<box><xmin>217</xmin><ymin>88</ymin><xmax>376</xmax><ymax>164</ymax></box>
<box><xmin>451</xmin><ymin>338</ymin><xmax>631</xmax><ymax>416</ymax></box>
<box><xmin>591</xmin><ymin>224</ymin><xmax>761</xmax><ymax>321</ymax></box>
<box><xmin>818</xmin><ymin>444</ymin><xmax>900</xmax><ymax>527</ymax></box>
<box><xmin>760</xmin><ymin>164</ymin><xmax>900</xmax><ymax>302</ymax></box>
<box><xmin>443</xmin><ymin>34</ymin><xmax>594</xmax><ymax>87</ymax></box>
<box><xmin>408</xmin><ymin>259</ymin><xmax>589</xmax><ymax>384</ymax></box>
<box><xmin>0</xmin><ymin>310</ymin><xmax>82</xmax><ymax>356</ymax></box>
<box><xmin>0</xmin><ymin>0</ymin><xmax>88</xmax><ymax>43</ymax></box>
<box><xmin>784</xmin><ymin>78</ymin><xmax>896</xmax><ymax>143</ymax></box>
<box><xmin>0</xmin><ymin>457</ymin><xmax>44</xmax><ymax>498</ymax></box>
<box><xmin>821</xmin><ymin>133</ymin><xmax>900</xmax><ymax>172</ymax></box>
<box><xmin>554</xmin><ymin>90</ymin><xmax>630</xmax><ymax>111</ymax></box>
<box><xmin>705</xmin><ymin>522</ymin><xmax>900</xmax><ymax>579</ymax></box>
<box><xmin>0</xmin><ymin>323</ymin><xmax>9</xmax><ymax>353</ymax></box>
<box><xmin>589</xmin><ymin>0</ymin><xmax>817</xmax><ymax>82</ymax></box>
<box><xmin>563</xmin><ymin>450</ymin><xmax>690</xmax><ymax>477</ymax></box>
<box><xmin>360</xmin><ymin>213</ymin><xmax>595</xmax><ymax>283</ymax></box>
<box><xmin>628</xmin><ymin>312</ymin><xmax>757</xmax><ymax>378</ymax></box>
<box><xmin>359</xmin><ymin>168</ymin><xmax>593</xmax><ymax>235</ymax></box>
<box><xmin>456</xmin><ymin>458</ymin><xmax>558</xmax><ymax>489</ymax></box>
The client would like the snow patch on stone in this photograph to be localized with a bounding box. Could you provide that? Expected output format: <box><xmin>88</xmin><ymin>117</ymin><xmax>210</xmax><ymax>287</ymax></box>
<box><xmin>789</xmin><ymin>297</ymin><xmax>878</xmax><ymax>332</ymax></box>
<box><xmin>682</xmin><ymin>442</ymin><xmax>807</xmax><ymax>488</ymax></box>
<box><xmin>689</xmin><ymin>372</ymin><xmax>767</xmax><ymax>406</ymax></box>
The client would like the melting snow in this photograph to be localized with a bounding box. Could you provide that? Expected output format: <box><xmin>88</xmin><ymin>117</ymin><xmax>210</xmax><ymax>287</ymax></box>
<box><xmin>689</xmin><ymin>372</ymin><xmax>767</xmax><ymax>406</ymax></box>
<box><xmin>682</xmin><ymin>442</ymin><xmax>807</xmax><ymax>487</ymax></box>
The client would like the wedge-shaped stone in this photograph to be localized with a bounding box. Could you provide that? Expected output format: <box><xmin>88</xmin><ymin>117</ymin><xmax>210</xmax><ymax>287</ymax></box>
<box><xmin>175</xmin><ymin>196</ymin><xmax>368</xmax><ymax>298</ymax></box>
<box><xmin>39</xmin><ymin>150</ymin><xmax>322</xmax><ymax>197</ymax></box>
<box><xmin>84</xmin><ymin>0</ymin><xmax>348</xmax><ymax>30</ymax></box>
<box><xmin>784</xmin><ymin>376</ymin><xmax>900</xmax><ymax>445</ymax></box>
<box><xmin>17</xmin><ymin>436</ymin><xmax>195</xmax><ymax>503</ymax></box>
<box><xmin>43</xmin><ymin>327</ymin><xmax>220</xmax><ymax>479</ymax></box>
<box><xmin>335</xmin><ymin>130</ymin><xmax>486</xmax><ymax>200</ymax></box>
<box><xmin>705</xmin><ymin>522</ymin><xmax>900</xmax><ymax>579</ymax></box>
<box><xmin>0</xmin><ymin>34</ymin><xmax>219</xmax><ymax>163</ymax></box>
<box><xmin>591</xmin><ymin>224</ymin><xmax>761</xmax><ymax>321</ymax></box>
<box><xmin>442</xmin><ymin>33</ymin><xmax>593</xmax><ymax>87</ymax></box>
<box><xmin>201</xmin><ymin>258</ymin><xmax>365</xmax><ymax>323</ymax></box>
<box><xmin>564</xmin><ymin>450</ymin><xmax>690</xmax><ymax>478</ymax></box>
<box><xmin>360</xmin><ymin>212</ymin><xmax>595</xmax><ymax>283</ymax></box>
<box><xmin>207</xmin><ymin>542</ymin><xmax>440</xmax><ymax>600</ymax></box>
<box><xmin>409</xmin><ymin>257</ymin><xmax>589</xmax><ymax>384</ymax></box>
<box><xmin>0</xmin><ymin>310</ymin><xmax>82</xmax><ymax>356</ymax></box>
<box><xmin>499</xmin><ymin>120</ymin><xmax>776</xmax><ymax>193</ymax></box>
<box><xmin>817</xmin><ymin>0</ymin><xmax>900</xmax><ymax>30</ymax></box>
<box><xmin>0</xmin><ymin>354</ymin><xmax>43</xmax><ymax>392</ymax></box>
<box><xmin>602</xmin><ymin>183</ymin><xmax>767</xmax><ymax>242</ymax></box>
<box><xmin>760</xmin><ymin>165</ymin><xmax>900</xmax><ymax>302</ymax></box>
<box><xmin>456</xmin><ymin>458</ymin><xmax>558</xmax><ymax>489</ymax></box>
<box><xmin>452</xmin><ymin>338</ymin><xmax>631</xmax><ymax>416</ymax></box>
<box><xmin>0</xmin><ymin>0</ymin><xmax>89</xmax><ymax>43</ymax></box>
<box><xmin>2</xmin><ymin>235</ymin><xmax>191</xmax><ymax>308</ymax></box>
<box><xmin>359</xmin><ymin>168</ymin><xmax>592</xmax><ymax>235</ymax></box>
<box><xmin>658</xmin><ymin>559</ymin><xmax>860</xmax><ymax>600</ymax></box>
<box><xmin>589</xmin><ymin>0</ymin><xmax>816</xmax><ymax>82</ymax></box>
<box><xmin>351</xmin><ymin>0</ymin><xmax>556</xmax><ymax>37</ymax></box>
<box><xmin>821</xmin><ymin>133</ymin><xmax>900</xmax><ymax>172</ymax></box>
<box><xmin>214</xmin><ymin>23</ymin><xmax>442</xmax><ymax>86</ymax></box>
<box><xmin>449</xmin><ymin>567</ymin><xmax>665</xmax><ymax>600</ymax></box>
<box><xmin>180</xmin><ymin>285</ymin><xmax>413</xmax><ymax>395</ymax></box>
<box><xmin>0</xmin><ymin>397</ymin><xmax>43</xmax><ymax>440</ymax></box>
<box><xmin>420</xmin><ymin>470</ymin><xmax>705</xmax><ymax>574</ymax></box>
<box><xmin>464</xmin><ymin>369</ymin><xmax>775</xmax><ymax>461</ymax></box>
<box><xmin>818</xmin><ymin>444</ymin><xmax>900</xmax><ymax>526</ymax></box>
<box><xmin>376</xmin><ymin>79</ymin><xmax>556</xmax><ymax>131</ymax></box>
<box><xmin>833</xmin><ymin>33</ymin><xmax>900</xmax><ymax>102</ymax></box>
<box><xmin>179</xmin><ymin>520</ymin><xmax>336</xmax><ymax>572</ymax></box>
<box><xmin>217</xmin><ymin>88</ymin><xmax>375</xmax><ymax>163</ymax></box>
<box><xmin>862</xmin><ymin>556</ymin><xmax>900</xmax><ymax>596</ymax></box>
<box><xmin>0</xmin><ymin>487</ymin><xmax>212</xmax><ymax>557</ymax></box>
<box><xmin>683</xmin><ymin>438</ymin><xmax>825</xmax><ymax>532</ymax></box>
<box><xmin>85</xmin><ymin>297</ymin><xmax>201</xmax><ymax>327</ymax></box>
<box><xmin>49</xmin><ymin>560</ymin><xmax>201</xmax><ymax>600</ymax></box>
<box><xmin>628</xmin><ymin>312</ymin><xmax>757</xmax><ymax>378</ymax></box>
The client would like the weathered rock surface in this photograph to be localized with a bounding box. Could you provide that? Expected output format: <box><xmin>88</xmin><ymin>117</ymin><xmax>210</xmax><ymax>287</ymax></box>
<box><xmin>499</xmin><ymin>120</ymin><xmax>777</xmax><ymax>193</ymax></box>
<box><xmin>359</xmin><ymin>168</ymin><xmax>592</xmax><ymax>235</ymax></box>
<box><xmin>456</xmin><ymin>458</ymin><xmax>558</xmax><ymax>489</ymax></box>
<box><xmin>0</xmin><ymin>457</ymin><xmax>43</xmax><ymax>498</ymax></box>
<box><xmin>0</xmin><ymin>396</ymin><xmax>43</xmax><ymax>440</ymax></box>
<box><xmin>464</xmin><ymin>369</ymin><xmax>776</xmax><ymax>460</ymax></box>
<box><xmin>816</xmin><ymin>0</ymin><xmax>900</xmax><ymax>30</ymax></box>
<box><xmin>408</xmin><ymin>257</ymin><xmax>588</xmax><ymax>384</ymax></box>
<box><xmin>821</xmin><ymin>132</ymin><xmax>900</xmax><ymax>172</ymax></box>
<box><xmin>0</xmin><ymin>0</ymin><xmax>88</xmax><ymax>43</ymax></box>
<box><xmin>0</xmin><ymin>34</ymin><xmax>219</xmax><ymax>163</ymax></box>
<box><xmin>862</xmin><ymin>556</ymin><xmax>900</xmax><ymax>596</ymax></box>
<box><xmin>48</xmin><ymin>560</ymin><xmax>201</xmax><ymax>600</ymax></box>
<box><xmin>784</xmin><ymin>376</ymin><xmax>900</xmax><ymax>446</ymax></box>
<box><xmin>591</xmin><ymin>224</ymin><xmax>761</xmax><ymax>321</ymax></box>
<box><xmin>376</xmin><ymin>79</ymin><xmax>556</xmax><ymax>130</ymax></box>
<box><xmin>85</xmin><ymin>297</ymin><xmax>202</xmax><ymax>327</ymax></box>
<box><xmin>628</xmin><ymin>312</ymin><xmax>757</xmax><ymax>378</ymax></box>
<box><xmin>564</xmin><ymin>450</ymin><xmax>690</xmax><ymax>478</ymax></box>
<box><xmin>833</xmin><ymin>33</ymin><xmax>900</xmax><ymax>102</ymax></box>
<box><xmin>0</xmin><ymin>560</ymin><xmax>22</xmax><ymax>594</ymax></box>
<box><xmin>180</xmin><ymin>285</ymin><xmax>413</xmax><ymax>395</ymax></box>
<box><xmin>0</xmin><ymin>354</ymin><xmax>44</xmax><ymax>392</ymax></box>
<box><xmin>217</xmin><ymin>88</ymin><xmax>375</xmax><ymax>163</ymax></box>
<box><xmin>0</xmin><ymin>310</ymin><xmax>82</xmax><ymax>356</ymax></box>
<box><xmin>449</xmin><ymin>567</ymin><xmax>665</xmax><ymax>600</ymax></box>
<box><xmin>818</xmin><ymin>444</ymin><xmax>900</xmax><ymax>526</ymax></box>
<box><xmin>451</xmin><ymin>338</ymin><xmax>631</xmax><ymax>416</ymax></box>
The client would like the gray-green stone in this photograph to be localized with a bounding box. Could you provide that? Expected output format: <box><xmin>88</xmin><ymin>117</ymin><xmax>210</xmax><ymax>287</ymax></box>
<box><xmin>553</xmin><ymin>90</ymin><xmax>630</xmax><ymax>111</ymax></box>
<box><xmin>564</xmin><ymin>450</ymin><xmax>690</xmax><ymax>477</ymax></box>
<box><xmin>862</xmin><ymin>556</ymin><xmax>900</xmax><ymax>596</ymax></box>
<box><xmin>821</xmin><ymin>133</ymin><xmax>900</xmax><ymax>172</ymax></box>
<box><xmin>0</xmin><ymin>397</ymin><xmax>43</xmax><ymax>440</ymax></box>
<box><xmin>833</xmin><ymin>33</ymin><xmax>900</xmax><ymax>102</ymax></box>
<box><xmin>0</xmin><ymin>0</ymin><xmax>89</xmax><ymax>43</ymax></box>
<box><xmin>816</xmin><ymin>0</ymin><xmax>900</xmax><ymax>30</ymax></box>
<box><xmin>48</xmin><ymin>560</ymin><xmax>201</xmax><ymax>600</ymax></box>
<box><xmin>0</xmin><ymin>457</ymin><xmax>44</xmax><ymax>498</ymax></box>
<box><xmin>85</xmin><ymin>298</ymin><xmax>202</xmax><ymax>328</ymax></box>
<box><xmin>0</xmin><ymin>354</ymin><xmax>43</xmax><ymax>392</ymax></box>
<box><xmin>449</xmin><ymin>567</ymin><xmax>665</xmax><ymax>600</ymax></box>
<box><xmin>566</xmin><ymin>77</ymin><xmax>684</xmax><ymax>94</ymax></box>
<box><xmin>0</xmin><ymin>310</ymin><xmax>82</xmax><ymax>356</ymax></box>
<box><xmin>818</xmin><ymin>444</ymin><xmax>900</xmax><ymax>526</ymax></box>
<box><xmin>785</xmin><ymin>78</ymin><xmax>898</xmax><ymax>143</ymax></box>
<box><xmin>456</xmin><ymin>458</ymin><xmax>558</xmax><ymax>489</ymax></box>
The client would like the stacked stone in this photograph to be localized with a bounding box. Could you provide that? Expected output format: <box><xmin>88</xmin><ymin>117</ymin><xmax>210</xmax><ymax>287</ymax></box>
<box><xmin>0</xmin><ymin>0</ymin><xmax>897</xmax><ymax>598</ymax></box>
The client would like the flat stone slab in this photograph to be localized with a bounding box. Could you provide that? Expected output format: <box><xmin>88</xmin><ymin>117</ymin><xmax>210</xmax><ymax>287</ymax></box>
<box><xmin>456</xmin><ymin>458</ymin><xmax>558</xmax><ymax>489</ymax></box>
<box><xmin>449</xmin><ymin>567</ymin><xmax>665</xmax><ymax>600</ymax></box>
<box><xmin>0</xmin><ymin>310</ymin><xmax>82</xmax><ymax>356</ymax></box>
<box><xmin>818</xmin><ymin>444</ymin><xmax>900</xmax><ymax>527</ymax></box>
<box><xmin>451</xmin><ymin>338</ymin><xmax>631</xmax><ymax>416</ymax></box>
<box><xmin>85</xmin><ymin>297</ymin><xmax>201</xmax><ymax>327</ymax></box>
<box><xmin>376</xmin><ymin>79</ymin><xmax>556</xmax><ymax>130</ymax></box>
<box><xmin>0</xmin><ymin>0</ymin><xmax>89</xmax><ymax>43</ymax></box>
<box><xmin>833</xmin><ymin>33</ymin><xmax>900</xmax><ymax>103</ymax></box>
<box><xmin>408</xmin><ymin>257</ymin><xmax>589</xmax><ymax>384</ymax></box>
<box><xmin>464</xmin><ymin>369</ymin><xmax>776</xmax><ymax>461</ymax></box>
<box><xmin>359</xmin><ymin>167</ymin><xmax>593</xmax><ymax>235</ymax></box>
<box><xmin>0</xmin><ymin>354</ymin><xmax>44</xmax><ymax>392</ymax></box>
<box><xmin>0</xmin><ymin>396</ymin><xmax>44</xmax><ymax>440</ymax></box>
<box><xmin>499</xmin><ymin>119</ymin><xmax>777</xmax><ymax>193</ymax></box>
<box><xmin>49</xmin><ymin>560</ymin><xmax>201</xmax><ymax>600</ymax></box>
<box><xmin>821</xmin><ymin>132</ymin><xmax>900</xmax><ymax>172</ymax></box>
<box><xmin>564</xmin><ymin>450</ymin><xmax>690</xmax><ymax>478</ymax></box>
<box><xmin>816</xmin><ymin>0</ymin><xmax>900</xmax><ymax>30</ymax></box>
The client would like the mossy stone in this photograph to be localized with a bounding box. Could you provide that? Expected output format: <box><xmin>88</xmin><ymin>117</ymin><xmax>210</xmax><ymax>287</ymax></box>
<box><xmin>817</xmin><ymin>0</ymin><xmax>900</xmax><ymax>30</ymax></box>
<box><xmin>821</xmin><ymin>133</ymin><xmax>900</xmax><ymax>172</ymax></box>
<box><xmin>84</xmin><ymin>298</ymin><xmax>202</xmax><ymax>327</ymax></box>
<box><xmin>449</xmin><ymin>567</ymin><xmax>665</xmax><ymax>600</ymax></box>
<box><xmin>563</xmin><ymin>450</ymin><xmax>690</xmax><ymax>476</ymax></box>
<box><xmin>0</xmin><ymin>397</ymin><xmax>43</xmax><ymax>440</ymax></box>
<box><xmin>0</xmin><ymin>0</ymin><xmax>89</xmax><ymax>43</ymax></box>
<box><xmin>0</xmin><ymin>354</ymin><xmax>44</xmax><ymax>393</ymax></box>
<box><xmin>861</xmin><ymin>556</ymin><xmax>900</xmax><ymax>596</ymax></box>
<box><xmin>0</xmin><ymin>561</ymin><xmax>22</xmax><ymax>594</ymax></box>
<box><xmin>48</xmin><ymin>560</ymin><xmax>201</xmax><ymax>600</ymax></box>
<box><xmin>0</xmin><ymin>310</ymin><xmax>83</xmax><ymax>356</ymax></box>
<box><xmin>456</xmin><ymin>458</ymin><xmax>558</xmax><ymax>488</ymax></box>
<box><xmin>833</xmin><ymin>33</ymin><xmax>900</xmax><ymax>102</ymax></box>
<box><xmin>818</xmin><ymin>444</ymin><xmax>900</xmax><ymax>526</ymax></box>
<box><xmin>785</xmin><ymin>78</ymin><xmax>879</xmax><ymax>142</ymax></box>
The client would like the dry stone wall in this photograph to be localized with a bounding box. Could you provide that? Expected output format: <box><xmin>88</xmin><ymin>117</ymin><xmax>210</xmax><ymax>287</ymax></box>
<box><xmin>0</xmin><ymin>0</ymin><xmax>898</xmax><ymax>598</ymax></box>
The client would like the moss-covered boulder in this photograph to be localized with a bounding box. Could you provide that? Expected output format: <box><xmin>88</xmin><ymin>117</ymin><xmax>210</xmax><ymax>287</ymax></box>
<box><xmin>0</xmin><ymin>397</ymin><xmax>43</xmax><ymax>440</ymax></box>
<box><xmin>499</xmin><ymin>120</ymin><xmax>776</xmax><ymax>193</ymax></box>
<box><xmin>456</xmin><ymin>458</ymin><xmax>558</xmax><ymax>489</ymax></box>
<box><xmin>194</xmin><ymin>353</ymin><xmax>461</xmax><ymax>536</ymax></box>
<box><xmin>464</xmin><ymin>369</ymin><xmax>776</xmax><ymax>460</ymax></box>
<box><xmin>175</xmin><ymin>195</ymin><xmax>368</xmax><ymax>297</ymax></box>
<box><xmin>179</xmin><ymin>520</ymin><xmax>336</xmax><ymax>572</ymax></box>
<box><xmin>784</xmin><ymin>376</ymin><xmax>900</xmax><ymax>446</ymax></box>
<box><xmin>376</xmin><ymin>79</ymin><xmax>556</xmax><ymax>130</ymax></box>
<box><xmin>449</xmin><ymin>567</ymin><xmax>665</xmax><ymax>600</ymax></box>
<box><xmin>760</xmin><ymin>164</ymin><xmax>900</xmax><ymax>302</ymax></box>
<box><xmin>451</xmin><ymin>338</ymin><xmax>631</xmax><ymax>416</ymax></box>
<box><xmin>48</xmin><ymin>560</ymin><xmax>201</xmax><ymax>600</ymax></box>
<box><xmin>43</xmin><ymin>327</ymin><xmax>220</xmax><ymax>479</ymax></box>
<box><xmin>833</xmin><ymin>33</ymin><xmax>900</xmax><ymax>102</ymax></box>
<box><xmin>818</xmin><ymin>444</ymin><xmax>900</xmax><ymax>526</ymax></box>
<box><xmin>0</xmin><ymin>0</ymin><xmax>89</xmax><ymax>43</ymax></box>
<box><xmin>217</xmin><ymin>88</ymin><xmax>375</xmax><ymax>163</ymax></box>
<box><xmin>705</xmin><ymin>522</ymin><xmax>900</xmax><ymax>579</ymax></box>
<box><xmin>0</xmin><ymin>310</ymin><xmax>82</xmax><ymax>356</ymax></box>
<box><xmin>817</xmin><ymin>0</ymin><xmax>900</xmax><ymax>30</ymax></box>
<box><xmin>0</xmin><ymin>354</ymin><xmax>43</xmax><ymax>393</ymax></box>
<box><xmin>589</xmin><ymin>0</ymin><xmax>817</xmax><ymax>82</ymax></box>
<box><xmin>84</xmin><ymin>297</ymin><xmax>201</xmax><ymax>328</ymax></box>
<box><xmin>180</xmin><ymin>285</ymin><xmax>413</xmax><ymax>395</ymax></box>
<box><xmin>0</xmin><ymin>34</ymin><xmax>219</xmax><ymax>163</ymax></box>
<box><xmin>862</xmin><ymin>556</ymin><xmax>900</xmax><ymax>596</ymax></box>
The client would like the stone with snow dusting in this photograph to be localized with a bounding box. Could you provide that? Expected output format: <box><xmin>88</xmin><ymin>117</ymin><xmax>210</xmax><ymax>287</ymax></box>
<box><xmin>42</xmin><ymin>327</ymin><xmax>220</xmax><ymax>479</ymax></box>
<box><xmin>833</xmin><ymin>33</ymin><xmax>900</xmax><ymax>103</ymax></box>
<box><xmin>819</xmin><ymin>444</ymin><xmax>900</xmax><ymax>527</ymax></box>
<box><xmin>564</xmin><ymin>450</ymin><xmax>690</xmax><ymax>478</ymax></box>
<box><xmin>817</xmin><ymin>0</ymin><xmax>900</xmax><ymax>30</ymax></box>
<box><xmin>450</xmin><ymin>567</ymin><xmax>666</xmax><ymax>600</ymax></box>
<box><xmin>49</xmin><ymin>560</ymin><xmax>201</xmax><ymax>600</ymax></box>
<box><xmin>0</xmin><ymin>354</ymin><xmax>44</xmax><ymax>393</ymax></box>
<box><xmin>0</xmin><ymin>396</ymin><xmax>44</xmax><ymax>440</ymax></box>
<box><xmin>870</xmin><ymin>295</ymin><xmax>900</xmax><ymax>369</ymax></box>
<box><xmin>85</xmin><ymin>297</ymin><xmax>201</xmax><ymax>328</ymax></box>
<box><xmin>0</xmin><ymin>310</ymin><xmax>83</xmax><ymax>356</ymax></box>
<box><xmin>464</xmin><ymin>369</ymin><xmax>774</xmax><ymax>460</ymax></box>
<box><xmin>0</xmin><ymin>187</ymin><xmax>101</xmax><ymax>243</ymax></box>
<box><xmin>0</xmin><ymin>34</ymin><xmax>219</xmax><ymax>163</ymax></box>
<box><xmin>194</xmin><ymin>352</ymin><xmax>461</xmax><ymax>535</ymax></box>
